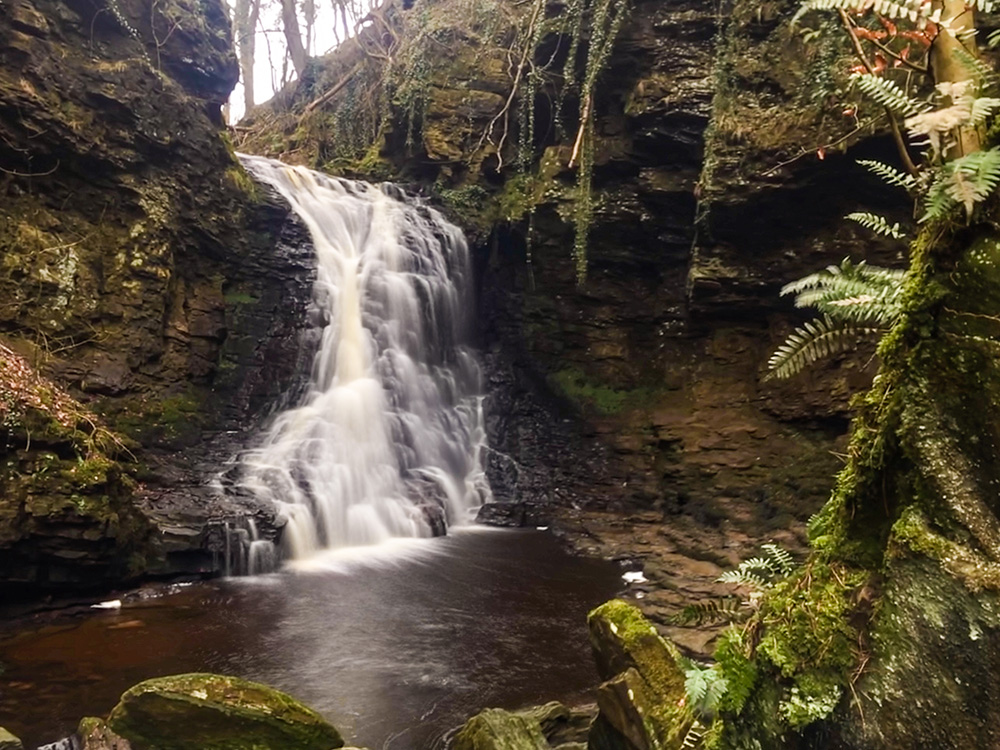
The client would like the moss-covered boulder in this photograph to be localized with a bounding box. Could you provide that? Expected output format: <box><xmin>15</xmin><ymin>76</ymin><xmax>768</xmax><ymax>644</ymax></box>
<box><xmin>0</xmin><ymin>727</ymin><xmax>23</xmax><ymax>750</ymax></box>
<box><xmin>106</xmin><ymin>673</ymin><xmax>343</xmax><ymax>750</ymax></box>
<box><xmin>451</xmin><ymin>708</ymin><xmax>549</xmax><ymax>750</ymax></box>
<box><xmin>587</xmin><ymin>600</ymin><xmax>691</xmax><ymax>750</ymax></box>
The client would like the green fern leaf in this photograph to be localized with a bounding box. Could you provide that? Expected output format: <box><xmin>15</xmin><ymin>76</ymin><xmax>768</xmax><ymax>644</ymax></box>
<box><xmin>857</xmin><ymin>159</ymin><xmax>918</xmax><ymax>191</ymax></box>
<box><xmin>796</xmin><ymin>0</ymin><xmax>931</xmax><ymax>23</ymax></box>
<box><xmin>766</xmin><ymin>315</ymin><xmax>881</xmax><ymax>380</ymax></box>
<box><xmin>680</xmin><ymin>719</ymin><xmax>707</xmax><ymax>750</ymax></box>
<box><xmin>672</xmin><ymin>597</ymin><xmax>744</xmax><ymax>626</ymax></box>
<box><xmin>718</xmin><ymin>568</ymin><xmax>769</xmax><ymax>589</ymax></box>
<box><xmin>952</xmin><ymin>47</ymin><xmax>999</xmax><ymax>87</ymax></box>
<box><xmin>846</xmin><ymin>211</ymin><xmax>906</xmax><ymax>239</ymax></box>
<box><xmin>762</xmin><ymin>543</ymin><xmax>796</xmax><ymax>576</ymax></box>
<box><xmin>970</xmin><ymin>97</ymin><xmax>1000</xmax><ymax>127</ymax></box>
<box><xmin>853</xmin><ymin>73</ymin><xmax>928</xmax><ymax>116</ymax></box>
<box><xmin>921</xmin><ymin>148</ymin><xmax>1000</xmax><ymax>223</ymax></box>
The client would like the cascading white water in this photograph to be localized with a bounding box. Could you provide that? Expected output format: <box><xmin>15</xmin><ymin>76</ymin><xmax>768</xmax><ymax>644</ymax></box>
<box><xmin>237</xmin><ymin>155</ymin><xmax>492</xmax><ymax>561</ymax></box>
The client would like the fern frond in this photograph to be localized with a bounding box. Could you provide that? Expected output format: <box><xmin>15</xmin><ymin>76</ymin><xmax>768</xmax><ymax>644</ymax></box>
<box><xmin>795</xmin><ymin>0</ymin><xmax>932</xmax><ymax>24</ymax></box>
<box><xmin>846</xmin><ymin>211</ymin><xmax>906</xmax><ymax>239</ymax></box>
<box><xmin>766</xmin><ymin>315</ymin><xmax>881</xmax><ymax>380</ymax></box>
<box><xmin>672</xmin><ymin>597</ymin><xmax>744</xmax><ymax>626</ymax></box>
<box><xmin>784</xmin><ymin>258</ymin><xmax>904</xmax><ymax>324</ymax></box>
<box><xmin>762</xmin><ymin>543</ymin><xmax>796</xmax><ymax>576</ymax></box>
<box><xmin>816</xmin><ymin>294</ymin><xmax>899</xmax><ymax>324</ymax></box>
<box><xmin>921</xmin><ymin>148</ymin><xmax>1000</xmax><ymax>222</ymax></box>
<box><xmin>952</xmin><ymin>47</ymin><xmax>999</xmax><ymax>88</ymax></box>
<box><xmin>972</xmin><ymin>0</ymin><xmax>999</xmax><ymax>12</ymax></box>
<box><xmin>680</xmin><ymin>718</ymin><xmax>708</xmax><ymax>750</ymax></box>
<box><xmin>857</xmin><ymin>159</ymin><xmax>918</xmax><ymax>191</ymax></box>
<box><xmin>853</xmin><ymin>73</ymin><xmax>929</xmax><ymax>116</ymax></box>
<box><xmin>970</xmin><ymin>97</ymin><xmax>1000</xmax><ymax>127</ymax></box>
<box><xmin>718</xmin><ymin>568</ymin><xmax>769</xmax><ymax>589</ymax></box>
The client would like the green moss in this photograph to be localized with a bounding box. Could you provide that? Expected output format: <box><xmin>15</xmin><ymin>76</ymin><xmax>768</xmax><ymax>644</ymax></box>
<box><xmin>550</xmin><ymin>368</ymin><xmax>655</xmax><ymax>416</ymax></box>
<box><xmin>713</xmin><ymin>630</ymin><xmax>758</xmax><ymax>716</ymax></box>
<box><xmin>223</xmin><ymin>291</ymin><xmax>259</xmax><ymax>305</ymax></box>
<box><xmin>109</xmin><ymin>673</ymin><xmax>344</xmax><ymax>750</ymax></box>
<box><xmin>757</xmin><ymin>563</ymin><xmax>865</xmax><ymax>680</ymax></box>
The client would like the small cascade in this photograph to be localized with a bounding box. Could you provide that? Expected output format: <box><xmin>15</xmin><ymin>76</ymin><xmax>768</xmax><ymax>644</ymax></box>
<box><xmin>222</xmin><ymin>517</ymin><xmax>278</xmax><ymax>576</ymax></box>
<box><xmin>236</xmin><ymin>155</ymin><xmax>492</xmax><ymax>562</ymax></box>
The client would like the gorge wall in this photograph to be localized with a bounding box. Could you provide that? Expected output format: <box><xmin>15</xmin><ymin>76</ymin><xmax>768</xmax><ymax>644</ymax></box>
<box><xmin>0</xmin><ymin>0</ymin><xmax>316</xmax><ymax>599</ymax></box>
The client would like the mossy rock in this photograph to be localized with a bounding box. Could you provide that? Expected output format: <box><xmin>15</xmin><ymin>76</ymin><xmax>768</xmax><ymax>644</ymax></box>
<box><xmin>451</xmin><ymin>708</ymin><xmax>550</xmax><ymax>750</ymax></box>
<box><xmin>587</xmin><ymin>600</ymin><xmax>692</xmax><ymax>750</ymax></box>
<box><xmin>0</xmin><ymin>727</ymin><xmax>22</xmax><ymax>750</ymax></box>
<box><xmin>107</xmin><ymin>673</ymin><xmax>344</xmax><ymax>750</ymax></box>
<box><xmin>77</xmin><ymin>717</ymin><xmax>132</xmax><ymax>750</ymax></box>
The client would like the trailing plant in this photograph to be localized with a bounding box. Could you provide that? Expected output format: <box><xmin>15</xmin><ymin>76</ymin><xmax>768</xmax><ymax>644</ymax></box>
<box><xmin>766</xmin><ymin>258</ymin><xmax>905</xmax><ymax>379</ymax></box>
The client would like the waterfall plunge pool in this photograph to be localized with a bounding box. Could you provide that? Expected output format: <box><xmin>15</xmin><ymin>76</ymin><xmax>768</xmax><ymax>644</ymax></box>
<box><xmin>0</xmin><ymin>528</ymin><xmax>624</xmax><ymax>749</ymax></box>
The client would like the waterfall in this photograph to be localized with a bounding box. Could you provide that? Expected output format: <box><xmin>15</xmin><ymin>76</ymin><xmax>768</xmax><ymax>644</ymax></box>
<box><xmin>236</xmin><ymin>155</ymin><xmax>492</xmax><ymax>562</ymax></box>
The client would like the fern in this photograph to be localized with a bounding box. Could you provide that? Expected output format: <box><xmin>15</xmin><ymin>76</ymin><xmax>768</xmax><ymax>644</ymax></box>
<box><xmin>846</xmin><ymin>211</ymin><xmax>906</xmax><ymax>239</ymax></box>
<box><xmin>852</xmin><ymin>73</ymin><xmax>928</xmax><ymax>116</ymax></box>
<box><xmin>769</xmin><ymin>259</ymin><xmax>904</xmax><ymax>378</ymax></box>
<box><xmin>952</xmin><ymin>47</ymin><xmax>999</xmax><ymax>88</ymax></box>
<box><xmin>717</xmin><ymin>544</ymin><xmax>797</xmax><ymax>588</ymax></box>
<box><xmin>672</xmin><ymin>597</ymin><xmax>744</xmax><ymax>626</ymax></box>
<box><xmin>921</xmin><ymin>147</ymin><xmax>1000</xmax><ymax>222</ymax></box>
<box><xmin>795</xmin><ymin>0</ymin><xmax>933</xmax><ymax>24</ymax></box>
<box><xmin>857</xmin><ymin>159</ymin><xmax>918</xmax><ymax>191</ymax></box>
<box><xmin>717</xmin><ymin>568</ymin><xmax>770</xmax><ymax>589</ymax></box>
<box><xmin>762</xmin><ymin>542</ymin><xmax>796</xmax><ymax>576</ymax></box>
<box><xmin>970</xmin><ymin>97</ymin><xmax>1000</xmax><ymax>127</ymax></box>
<box><xmin>683</xmin><ymin>664</ymin><xmax>729</xmax><ymax>719</ymax></box>
<box><xmin>680</xmin><ymin>720</ymin><xmax>708</xmax><ymax>750</ymax></box>
<box><xmin>766</xmin><ymin>315</ymin><xmax>881</xmax><ymax>380</ymax></box>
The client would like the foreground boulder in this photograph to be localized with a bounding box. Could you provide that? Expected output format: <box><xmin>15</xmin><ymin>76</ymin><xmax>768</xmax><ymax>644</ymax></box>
<box><xmin>587</xmin><ymin>600</ymin><xmax>691</xmax><ymax>750</ymax></box>
<box><xmin>451</xmin><ymin>708</ymin><xmax>549</xmax><ymax>750</ymax></box>
<box><xmin>451</xmin><ymin>702</ymin><xmax>594</xmax><ymax>750</ymax></box>
<box><xmin>0</xmin><ymin>727</ymin><xmax>22</xmax><ymax>750</ymax></box>
<box><xmin>106</xmin><ymin>673</ymin><xmax>343</xmax><ymax>750</ymax></box>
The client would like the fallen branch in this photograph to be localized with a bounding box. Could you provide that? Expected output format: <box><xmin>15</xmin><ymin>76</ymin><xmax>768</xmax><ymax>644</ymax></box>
<box><xmin>304</xmin><ymin>62</ymin><xmax>364</xmax><ymax>113</ymax></box>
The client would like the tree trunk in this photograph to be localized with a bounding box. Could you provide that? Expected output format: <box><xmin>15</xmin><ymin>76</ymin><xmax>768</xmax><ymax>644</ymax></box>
<box><xmin>281</xmin><ymin>0</ymin><xmax>308</xmax><ymax>76</ymax></box>
<box><xmin>234</xmin><ymin>0</ymin><xmax>260</xmax><ymax>109</ymax></box>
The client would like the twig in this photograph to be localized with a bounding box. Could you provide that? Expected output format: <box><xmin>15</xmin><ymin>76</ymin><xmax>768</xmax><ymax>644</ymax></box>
<box><xmin>567</xmin><ymin>93</ymin><xmax>592</xmax><ymax>169</ymax></box>
<box><xmin>476</xmin><ymin>0</ymin><xmax>545</xmax><ymax>171</ymax></box>
<box><xmin>0</xmin><ymin>160</ymin><xmax>60</xmax><ymax>177</ymax></box>
<box><xmin>761</xmin><ymin>118</ymin><xmax>879</xmax><ymax>177</ymax></box>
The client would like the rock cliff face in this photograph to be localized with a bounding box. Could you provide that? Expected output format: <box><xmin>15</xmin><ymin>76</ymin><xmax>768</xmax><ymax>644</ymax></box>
<box><xmin>0</xmin><ymin>0</ymin><xmax>315</xmax><ymax>598</ymax></box>
<box><xmin>239</xmin><ymin>0</ymin><xmax>907</xmax><ymax>624</ymax></box>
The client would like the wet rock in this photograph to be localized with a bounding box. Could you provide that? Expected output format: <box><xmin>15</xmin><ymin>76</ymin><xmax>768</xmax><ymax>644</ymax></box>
<box><xmin>517</xmin><ymin>702</ymin><xmax>595</xmax><ymax>747</ymax></box>
<box><xmin>0</xmin><ymin>727</ymin><xmax>23</xmax><ymax>750</ymax></box>
<box><xmin>476</xmin><ymin>502</ymin><xmax>550</xmax><ymax>528</ymax></box>
<box><xmin>77</xmin><ymin>717</ymin><xmax>132</xmax><ymax>750</ymax></box>
<box><xmin>451</xmin><ymin>708</ymin><xmax>549</xmax><ymax>750</ymax></box>
<box><xmin>107</xmin><ymin>673</ymin><xmax>344</xmax><ymax>750</ymax></box>
<box><xmin>587</xmin><ymin>600</ymin><xmax>692</xmax><ymax>750</ymax></box>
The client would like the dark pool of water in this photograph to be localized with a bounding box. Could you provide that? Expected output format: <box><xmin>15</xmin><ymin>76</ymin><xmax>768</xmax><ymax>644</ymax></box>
<box><xmin>0</xmin><ymin>528</ymin><xmax>624</xmax><ymax>749</ymax></box>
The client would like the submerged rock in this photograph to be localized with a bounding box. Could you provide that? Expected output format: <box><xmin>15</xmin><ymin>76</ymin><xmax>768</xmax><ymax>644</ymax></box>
<box><xmin>587</xmin><ymin>600</ymin><xmax>691</xmax><ymax>750</ymax></box>
<box><xmin>106</xmin><ymin>673</ymin><xmax>343</xmax><ymax>750</ymax></box>
<box><xmin>0</xmin><ymin>727</ymin><xmax>23</xmax><ymax>750</ymax></box>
